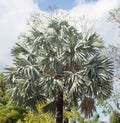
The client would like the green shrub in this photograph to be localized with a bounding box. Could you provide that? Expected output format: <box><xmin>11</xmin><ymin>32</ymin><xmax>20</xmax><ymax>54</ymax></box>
<box><xmin>17</xmin><ymin>103</ymin><xmax>55</xmax><ymax>123</ymax></box>
<box><xmin>110</xmin><ymin>111</ymin><xmax>120</xmax><ymax>123</ymax></box>
<box><xmin>0</xmin><ymin>103</ymin><xmax>26</xmax><ymax>123</ymax></box>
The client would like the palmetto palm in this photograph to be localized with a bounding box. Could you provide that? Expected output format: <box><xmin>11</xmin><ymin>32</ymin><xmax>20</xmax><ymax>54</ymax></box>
<box><xmin>6</xmin><ymin>19</ymin><xmax>113</xmax><ymax>123</ymax></box>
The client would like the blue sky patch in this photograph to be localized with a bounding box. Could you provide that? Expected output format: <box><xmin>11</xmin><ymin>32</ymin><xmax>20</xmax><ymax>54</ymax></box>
<box><xmin>35</xmin><ymin>0</ymin><xmax>75</xmax><ymax>11</ymax></box>
<box><xmin>34</xmin><ymin>0</ymin><xmax>98</xmax><ymax>11</ymax></box>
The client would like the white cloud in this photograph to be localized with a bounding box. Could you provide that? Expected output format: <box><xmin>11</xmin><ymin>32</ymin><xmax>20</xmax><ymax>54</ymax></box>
<box><xmin>0</xmin><ymin>0</ymin><xmax>39</xmax><ymax>70</ymax></box>
<box><xmin>69</xmin><ymin>0</ymin><xmax>120</xmax><ymax>45</ymax></box>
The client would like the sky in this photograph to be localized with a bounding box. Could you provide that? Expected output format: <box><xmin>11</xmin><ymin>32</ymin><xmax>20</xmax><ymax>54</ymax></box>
<box><xmin>0</xmin><ymin>0</ymin><xmax>120</xmax><ymax>122</ymax></box>
<box><xmin>34</xmin><ymin>0</ymin><xmax>75</xmax><ymax>10</ymax></box>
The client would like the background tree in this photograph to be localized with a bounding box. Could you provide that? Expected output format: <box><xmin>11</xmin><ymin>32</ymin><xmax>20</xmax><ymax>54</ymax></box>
<box><xmin>98</xmin><ymin>8</ymin><xmax>120</xmax><ymax>116</ymax></box>
<box><xmin>109</xmin><ymin>8</ymin><xmax>120</xmax><ymax>110</ymax></box>
<box><xmin>109</xmin><ymin>8</ymin><xmax>120</xmax><ymax>25</ymax></box>
<box><xmin>6</xmin><ymin>12</ymin><xmax>113</xmax><ymax>123</ymax></box>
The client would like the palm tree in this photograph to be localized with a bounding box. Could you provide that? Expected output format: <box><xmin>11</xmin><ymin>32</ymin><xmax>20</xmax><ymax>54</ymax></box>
<box><xmin>6</xmin><ymin>19</ymin><xmax>113</xmax><ymax>123</ymax></box>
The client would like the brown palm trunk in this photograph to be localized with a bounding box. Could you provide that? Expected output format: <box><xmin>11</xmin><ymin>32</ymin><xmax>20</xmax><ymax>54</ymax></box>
<box><xmin>56</xmin><ymin>91</ymin><xmax>63</xmax><ymax>123</ymax></box>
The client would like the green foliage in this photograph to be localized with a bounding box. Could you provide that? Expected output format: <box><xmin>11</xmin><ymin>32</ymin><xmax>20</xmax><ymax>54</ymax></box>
<box><xmin>0</xmin><ymin>73</ymin><xmax>6</xmax><ymax>97</ymax></box>
<box><xmin>84</xmin><ymin>114</ymin><xmax>106</xmax><ymax>123</ymax></box>
<box><xmin>0</xmin><ymin>109</ymin><xmax>18</xmax><ymax>123</ymax></box>
<box><xmin>0</xmin><ymin>96</ymin><xmax>8</xmax><ymax>105</ymax></box>
<box><xmin>0</xmin><ymin>101</ymin><xmax>26</xmax><ymax>123</ymax></box>
<box><xmin>17</xmin><ymin>103</ymin><xmax>55</xmax><ymax>123</ymax></box>
<box><xmin>84</xmin><ymin>120</ymin><xmax>106</xmax><ymax>123</ymax></box>
<box><xmin>110</xmin><ymin>110</ymin><xmax>120</xmax><ymax>123</ymax></box>
<box><xmin>65</xmin><ymin>107</ymin><xmax>84</xmax><ymax>123</ymax></box>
